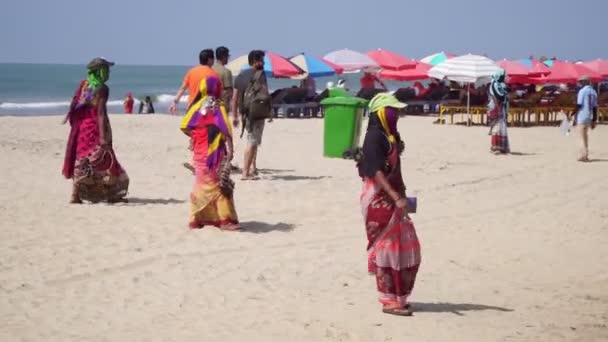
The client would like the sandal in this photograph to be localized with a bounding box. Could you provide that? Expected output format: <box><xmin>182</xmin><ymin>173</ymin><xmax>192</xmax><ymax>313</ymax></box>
<box><xmin>382</xmin><ymin>306</ymin><xmax>413</xmax><ymax>316</ymax></box>
<box><xmin>183</xmin><ymin>162</ymin><xmax>195</xmax><ymax>174</ymax></box>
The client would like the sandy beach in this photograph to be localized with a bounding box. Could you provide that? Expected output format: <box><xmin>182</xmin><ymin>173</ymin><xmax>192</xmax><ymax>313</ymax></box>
<box><xmin>0</xmin><ymin>114</ymin><xmax>607</xmax><ymax>341</ymax></box>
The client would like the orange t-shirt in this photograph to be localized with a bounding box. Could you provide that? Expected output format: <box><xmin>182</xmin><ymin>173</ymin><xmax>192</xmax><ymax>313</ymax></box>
<box><xmin>182</xmin><ymin>65</ymin><xmax>221</xmax><ymax>105</ymax></box>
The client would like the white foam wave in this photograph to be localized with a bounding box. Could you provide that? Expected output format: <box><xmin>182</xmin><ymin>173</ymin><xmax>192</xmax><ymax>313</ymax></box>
<box><xmin>156</xmin><ymin>94</ymin><xmax>187</xmax><ymax>103</ymax></box>
<box><xmin>0</xmin><ymin>101</ymin><xmax>71</xmax><ymax>109</ymax></box>
<box><xmin>0</xmin><ymin>95</ymin><xmax>186</xmax><ymax>110</ymax></box>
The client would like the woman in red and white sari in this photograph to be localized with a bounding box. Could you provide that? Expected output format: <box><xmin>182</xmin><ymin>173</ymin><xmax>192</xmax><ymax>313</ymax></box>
<box><xmin>358</xmin><ymin>93</ymin><xmax>421</xmax><ymax>316</ymax></box>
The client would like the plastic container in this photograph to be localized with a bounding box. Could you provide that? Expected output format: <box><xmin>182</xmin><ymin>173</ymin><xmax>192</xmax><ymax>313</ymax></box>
<box><xmin>320</xmin><ymin>96</ymin><xmax>368</xmax><ymax>158</ymax></box>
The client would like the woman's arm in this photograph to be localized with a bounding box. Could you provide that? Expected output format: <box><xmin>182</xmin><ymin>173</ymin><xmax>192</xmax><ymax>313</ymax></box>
<box><xmin>225</xmin><ymin>136</ymin><xmax>234</xmax><ymax>161</ymax></box>
<box><xmin>97</xmin><ymin>86</ymin><xmax>109</xmax><ymax>145</ymax></box>
<box><xmin>374</xmin><ymin>170</ymin><xmax>409</xmax><ymax>212</ymax></box>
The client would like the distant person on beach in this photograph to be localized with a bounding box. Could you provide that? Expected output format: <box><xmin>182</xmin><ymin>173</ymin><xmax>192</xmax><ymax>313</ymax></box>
<box><xmin>358</xmin><ymin>72</ymin><xmax>387</xmax><ymax>100</ymax></box>
<box><xmin>487</xmin><ymin>69</ymin><xmax>510</xmax><ymax>154</ymax></box>
<box><xmin>212</xmin><ymin>46</ymin><xmax>234</xmax><ymax>117</ymax></box>
<box><xmin>169</xmin><ymin>49</ymin><xmax>219</xmax><ymax>115</ymax></box>
<box><xmin>180</xmin><ymin>75</ymin><xmax>239</xmax><ymax>230</ymax></box>
<box><xmin>356</xmin><ymin>93</ymin><xmax>421</xmax><ymax>316</ymax></box>
<box><xmin>123</xmin><ymin>93</ymin><xmax>134</xmax><ymax>114</ymax></box>
<box><xmin>300</xmin><ymin>74</ymin><xmax>317</xmax><ymax>100</ymax></box>
<box><xmin>169</xmin><ymin>49</ymin><xmax>219</xmax><ymax>173</ymax></box>
<box><xmin>61</xmin><ymin>57</ymin><xmax>129</xmax><ymax>204</ymax></box>
<box><xmin>231</xmin><ymin>50</ymin><xmax>272</xmax><ymax>180</ymax></box>
<box><xmin>360</xmin><ymin>71</ymin><xmax>387</xmax><ymax>91</ymax></box>
<box><xmin>138</xmin><ymin>96</ymin><xmax>155</xmax><ymax>114</ymax></box>
<box><xmin>574</xmin><ymin>76</ymin><xmax>598</xmax><ymax>162</ymax></box>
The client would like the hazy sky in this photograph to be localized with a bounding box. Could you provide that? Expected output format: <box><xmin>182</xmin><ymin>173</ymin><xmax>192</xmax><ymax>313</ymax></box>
<box><xmin>1</xmin><ymin>0</ymin><xmax>605</xmax><ymax>65</ymax></box>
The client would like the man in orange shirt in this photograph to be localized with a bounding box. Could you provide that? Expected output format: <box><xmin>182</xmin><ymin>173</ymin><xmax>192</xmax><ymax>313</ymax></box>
<box><xmin>170</xmin><ymin>49</ymin><xmax>219</xmax><ymax>174</ymax></box>
<box><xmin>169</xmin><ymin>49</ymin><xmax>219</xmax><ymax>115</ymax></box>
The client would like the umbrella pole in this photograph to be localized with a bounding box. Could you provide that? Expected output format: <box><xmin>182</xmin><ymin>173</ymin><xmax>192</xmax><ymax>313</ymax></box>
<box><xmin>467</xmin><ymin>84</ymin><xmax>471</xmax><ymax>126</ymax></box>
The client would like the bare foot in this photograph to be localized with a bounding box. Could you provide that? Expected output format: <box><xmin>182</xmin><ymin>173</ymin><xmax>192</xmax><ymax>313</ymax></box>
<box><xmin>220</xmin><ymin>223</ymin><xmax>241</xmax><ymax>231</ymax></box>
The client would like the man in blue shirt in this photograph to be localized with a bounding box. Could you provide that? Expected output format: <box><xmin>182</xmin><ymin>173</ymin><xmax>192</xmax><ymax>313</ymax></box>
<box><xmin>575</xmin><ymin>76</ymin><xmax>598</xmax><ymax>162</ymax></box>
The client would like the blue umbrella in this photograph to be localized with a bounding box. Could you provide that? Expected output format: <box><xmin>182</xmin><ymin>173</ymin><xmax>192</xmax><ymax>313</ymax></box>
<box><xmin>289</xmin><ymin>53</ymin><xmax>342</xmax><ymax>78</ymax></box>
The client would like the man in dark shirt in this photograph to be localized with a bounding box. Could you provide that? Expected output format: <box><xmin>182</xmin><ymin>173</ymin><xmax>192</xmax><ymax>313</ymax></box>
<box><xmin>231</xmin><ymin>50</ymin><xmax>271</xmax><ymax>179</ymax></box>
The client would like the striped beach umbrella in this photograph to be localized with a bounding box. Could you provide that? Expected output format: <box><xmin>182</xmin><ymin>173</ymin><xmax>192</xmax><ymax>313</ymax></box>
<box><xmin>289</xmin><ymin>53</ymin><xmax>343</xmax><ymax>78</ymax></box>
<box><xmin>227</xmin><ymin>51</ymin><xmax>303</xmax><ymax>78</ymax></box>
<box><xmin>428</xmin><ymin>54</ymin><xmax>500</xmax><ymax>123</ymax></box>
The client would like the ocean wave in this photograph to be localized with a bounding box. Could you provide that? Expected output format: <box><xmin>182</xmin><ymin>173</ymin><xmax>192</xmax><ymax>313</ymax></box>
<box><xmin>0</xmin><ymin>95</ymin><xmax>186</xmax><ymax>110</ymax></box>
<box><xmin>0</xmin><ymin>101</ymin><xmax>72</xmax><ymax>109</ymax></box>
<box><xmin>156</xmin><ymin>94</ymin><xmax>187</xmax><ymax>103</ymax></box>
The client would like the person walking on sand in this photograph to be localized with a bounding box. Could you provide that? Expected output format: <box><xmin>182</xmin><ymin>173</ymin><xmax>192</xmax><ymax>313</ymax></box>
<box><xmin>574</xmin><ymin>76</ymin><xmax>598</xmax><ymax>162</ymax></box>
<box><xmin>180</xmin><ymin>75</ymin><xmax>239</xmax><ymax>230</ymax></box>
<box><xmin>487</xmin><ymin>69</ymin><xmax>510</xmax><ymax>154</ymax></box>
<box><xmin>169</xmin><ymin>49</ymin><xmax>219</xmax><ymax>173</ymax></box>
<box><xmin>123</xmin><ymin>92</ymin><xmax>134</xmax><ymax>114</ymax></box>
<box><xmin>61</xmin><ymin>57</ymin><xmax>129</xmax><ymax>204</ymax></box>
<box><xmin>212</xmin><ymin>46</ymin><xmax>235</xmax><ymax>118</ymax></box>
<box><xmin>356</xmin><ymin>93</ymin><xmax>421</xmax><ymax>316</ymax></box>
<box><xmin>231</xmin><ymin>50</ymin><xmax>272</xmax><ymax>180</ymax></box>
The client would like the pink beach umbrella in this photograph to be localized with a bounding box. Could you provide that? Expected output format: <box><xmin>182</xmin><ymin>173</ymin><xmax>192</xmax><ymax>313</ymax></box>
<box><xmin>367</xmin><ymin>49</ymin><xmax>416</xmax><ymax>71</ymax></box>
<box><xmin>323</xmin><ymin>49</ymin><xmax>380</xmax><ymax>72</ymax></box>
<box><xmin>496</xmin><ymin>59</ymin><xmax>531</xmax><ymax>77</ymax></box>
<box><xmin>581</xmin><ymin>59</ymin><xmax>608</xmax><ymax>78</ymax></box>
<box><xmin>379</xmin><ymin>62</ymin><xmax>431</xmax><ymax>81</ymax></box>
<box><xmin>542</xmin><ymin>60</ymin><xmax>603</xmax><ymax>84</ymax></box>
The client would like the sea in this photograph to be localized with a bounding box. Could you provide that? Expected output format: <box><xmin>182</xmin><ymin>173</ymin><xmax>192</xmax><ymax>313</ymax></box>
<box><xmin>0</xmin><ymin>63</ymin><xmax>406</xmax><ymax>116</ymax></box>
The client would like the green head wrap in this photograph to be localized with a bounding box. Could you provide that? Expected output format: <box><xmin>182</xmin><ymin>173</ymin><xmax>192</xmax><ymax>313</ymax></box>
<box><xmin>86</xmin><ymin>65</ymin><xmax>109</xmax><ymax>90</ymax></box>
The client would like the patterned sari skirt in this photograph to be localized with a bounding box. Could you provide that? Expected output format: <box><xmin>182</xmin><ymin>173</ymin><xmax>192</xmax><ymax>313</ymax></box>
<box><xmin>63</xmin><ymin>107</ymin><xmax>129</xmax><ymax>203</ymax></box>
<box><xmin>361</xmin><ymin>179</ymin><xmax>421</xmax><ymax>308</ymax></box>
<box><xmin>189</xmin><ymin>128</ymin><xmax>238</xmax><ymax>229</ymax></box>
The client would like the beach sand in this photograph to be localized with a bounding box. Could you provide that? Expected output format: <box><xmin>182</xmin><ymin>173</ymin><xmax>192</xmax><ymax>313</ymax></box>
<box><xmin>0</xmin><ymin>114</ymin><xmax>607</xmax><ymax>342</ymax></box>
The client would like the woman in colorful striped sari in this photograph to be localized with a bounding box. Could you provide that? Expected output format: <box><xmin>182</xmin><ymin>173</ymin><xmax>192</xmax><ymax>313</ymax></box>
<box><xmin>488</xmin><ymin>69</ymin><xmax>510</xmax><ymax>154</ymax></box>
<box><xmin>357</xmin><ymin>93</ymin><xmax>421</xmax><ymax>316</ymax></box>
<box><xmin>62</xmin><ymin>58</ymin><xmax>129</xmax><ymax>204</ymax></box>
<box><xmin>181</xmin><ymin>76</ymin><xmax>239</xmax><ymax>230</ymax></box>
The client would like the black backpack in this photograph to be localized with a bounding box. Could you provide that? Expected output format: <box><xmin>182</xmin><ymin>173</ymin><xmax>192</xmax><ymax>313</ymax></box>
<box><xmin>242</xmin><ymin>70</ymin><xmax>272</xmax><ymax>121</ymax></box>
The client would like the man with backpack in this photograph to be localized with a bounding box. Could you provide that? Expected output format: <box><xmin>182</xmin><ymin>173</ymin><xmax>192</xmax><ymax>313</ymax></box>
<box><xmin>231</xmin><ymin>50</ymin><xmax>272</xmax><ymax>180</ymax></box>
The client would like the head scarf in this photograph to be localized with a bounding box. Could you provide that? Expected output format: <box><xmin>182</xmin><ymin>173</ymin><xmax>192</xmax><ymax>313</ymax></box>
<box><xmin>180</xmin><ymin>76</ymin><xmax>232</xmax><ymax>169</ymax></box>
<box><xmin>73</xmin><ymin>65</ymin><xmax>110</xmax><ymax>109</ymax></box>
<box><xmin>368</xmin><ymin>93</ymin><xmax>406</xmax><ymax>143</ymax></box>
<box><xmin>490</xmin><ymin>69</ymin><xmax>507</xmax><ymax>102</ymax></box>
<box><xmin>86</xmin><ymin>65</ymin><xmax>109</xmax><ymax>91</ymax></box>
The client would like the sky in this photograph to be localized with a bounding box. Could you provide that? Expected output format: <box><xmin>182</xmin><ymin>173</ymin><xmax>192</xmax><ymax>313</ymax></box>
<box><xmin>1</xmin><ymin>0</ymin><xmax>606</xmax><ymax>65</ymax></box>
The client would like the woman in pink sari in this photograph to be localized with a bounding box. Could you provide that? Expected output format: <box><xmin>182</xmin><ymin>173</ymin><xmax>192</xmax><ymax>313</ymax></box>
<box><xmin>180</xmin><ymin>75</ymin><xmax>239</xmax><ymax>230</ymax></box>
<box><xmin>357</xmin><ymin>93</ymin><xmax>421</xmax><ymax>316</ymax></box>
<box><xmin>62</xmin><ymin>58</ymin><xmax>129</xmax><ymax>204</ymax></box>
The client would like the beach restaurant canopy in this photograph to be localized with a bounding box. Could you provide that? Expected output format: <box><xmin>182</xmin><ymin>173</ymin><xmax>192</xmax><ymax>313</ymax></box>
<box><xmin>227</xmin><ymin>51</ymin><xmax>303</xmax><ymax>78</ymax></box>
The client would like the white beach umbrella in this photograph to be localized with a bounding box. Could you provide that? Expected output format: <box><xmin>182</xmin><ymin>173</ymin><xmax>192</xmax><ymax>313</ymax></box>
<box><xmin>428</xmin><ymin>54</ymin><xmax>501</xmax><ymax>125</ymax></box>
<box><xmin>323</xmin><ymin>49</ymin><xmax>379</xmax><ymax>73</ymax></box>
